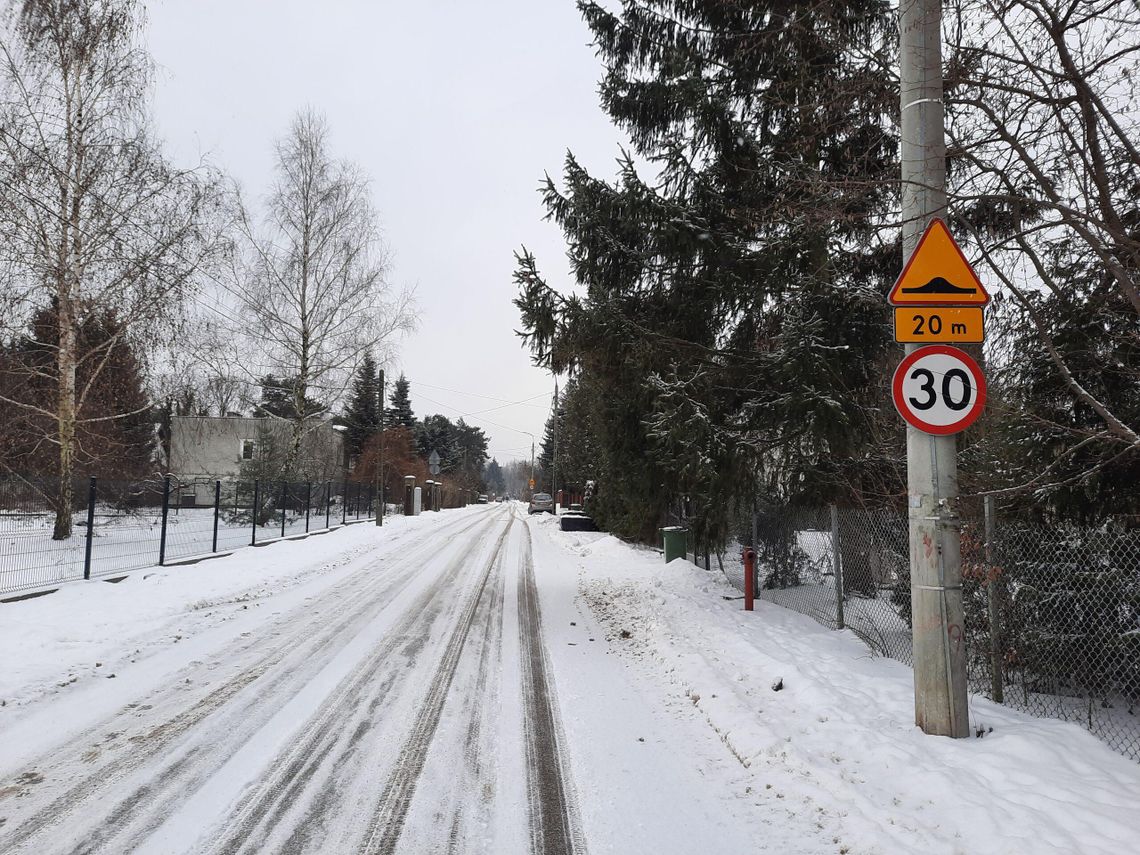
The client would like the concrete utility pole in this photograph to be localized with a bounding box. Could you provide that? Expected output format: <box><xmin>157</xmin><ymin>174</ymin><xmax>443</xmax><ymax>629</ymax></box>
<box><xmin>900</xmin><ymin>0</ymin><xmax>969</xmax><ymax>737</ymax></box>
<box><xmin>376</xmin><ymin>368</ymin><xmax>385</xmax><ymax>527</ymax></box>
<box><xmin>551</xmin><ymin>378</ymin><xmax>559</xmax><ymax>512</ymax></box>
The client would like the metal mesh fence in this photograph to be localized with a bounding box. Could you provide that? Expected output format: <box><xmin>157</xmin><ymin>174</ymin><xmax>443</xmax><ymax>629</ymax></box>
<box><xmin>0</xmin><ymin>474</ymin><xmax>376</xmax><ymax>596</ymax></box>
<box><xmin>725</xmin><ymin>502</ymin><xmax>1140</xmax><ymax>763</ymax></box>
<box><xmin>967</xmin><ymin>520</ymin><xmax>1140</xmax><ymax>759</ymax></box>
<box><xmin>0</xmin><ymin>476</ymin><xmax>92</xmax><ymax>592</ymax></box>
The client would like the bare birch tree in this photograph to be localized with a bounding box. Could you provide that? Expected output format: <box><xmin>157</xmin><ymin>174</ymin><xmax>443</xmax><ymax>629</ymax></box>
<box><xmin>942</xmin><ymin>0</ymin><xmax>1140</xmax><ymax>510</ymax></box>
<box><xmin>234</xmin><ymin>109</ymin><xmax>415</xmax><ymax>476</ymax></box>
<box><xmin>0</xmin><ymin>0</ymin><xmax>225</xmax><ymax>537</ymax></box>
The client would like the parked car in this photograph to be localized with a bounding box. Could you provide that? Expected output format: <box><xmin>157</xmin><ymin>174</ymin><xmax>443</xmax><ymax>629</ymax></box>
<box><xmin>528</xmin><ymin>492</ymin><xmax>554</xmax><ymax>515</ymax></box>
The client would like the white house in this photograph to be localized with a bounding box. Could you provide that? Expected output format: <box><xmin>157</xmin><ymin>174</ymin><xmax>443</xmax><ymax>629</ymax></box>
<box><xmin>168</xmin><ymin>416</ymin><xmax>346</xmax><ymax>505</ymax></box>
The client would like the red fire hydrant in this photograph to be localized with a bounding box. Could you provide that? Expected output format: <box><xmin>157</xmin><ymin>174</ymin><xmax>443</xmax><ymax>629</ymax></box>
<box><xmin>742</xmin><ymin>547</ymin><xmax>756</xmax><ymax>611</ymax></box>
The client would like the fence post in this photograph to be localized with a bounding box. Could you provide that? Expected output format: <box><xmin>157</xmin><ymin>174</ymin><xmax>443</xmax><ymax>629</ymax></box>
<box><xmin>751</xmin><ymin>504</ymin><xmax>760</xmax><ymax>593</ymax></box>
<box><xmin>743</xmin><ymin>546</ymin><xmax>755</xmax><ymax>611</ymax></box>
<box><xmin>342</xmin><ymin>475</ymin><xmax>348</xmax><ymax>525</ymax></box>
<box><xmin>280</xmin><ymin>481</ymin><xmax>287</xmax><ymax>538</ymax></box>
<box><xmin>830</xmin><ymin>505</ymin><xmax>845</xmax><ymax>630</ymax></box>
<box><xmin>305</xmin><ymin>482</ymin><xmax>311</xmax><ymax>532</ymax></box>
<box><xmin>83</xmin><ymin>476</ymin><xmax>97</xmax><ymax>580</ymax></box>
<box><xmin>212</xmin><ymin>480</ymin><xmax>221</xmax><ymax>553</ymax></box>
<box><xmin>325</xmin><ymin>481</ymin><xmax>331</xmax><ymax>529</ymax></box>
<box><xmin>252</xmin><ymin>479</ymin><xmax>260</xmax><ymax>546</ymax></box>
<box><xmin>404</xmin><ymin>475</ymin><xmax>415</xmax><ymax>515</ymax></box>
<box><xmin>984</xmin><ymin>495</ymin><xmax>1003</xmax><ymax>703</ymax></box>
<box><xmin>158</xmin><ymin>475</ymin><xmax>171</xmax><ymax>566</ymax></box>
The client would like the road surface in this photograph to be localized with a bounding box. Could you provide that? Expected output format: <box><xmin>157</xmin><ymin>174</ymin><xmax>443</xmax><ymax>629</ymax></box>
<box><xmin>0</xmin><ymin>504</ymin><xmax>767</xmax><ymax>854</ymax></box>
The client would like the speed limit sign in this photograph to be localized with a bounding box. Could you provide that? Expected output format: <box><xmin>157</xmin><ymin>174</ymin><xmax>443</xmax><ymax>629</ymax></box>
<box><xmin>892</xmin><ymin>345</ymin><xmax>986</xmax><ymax>435</ymax></box>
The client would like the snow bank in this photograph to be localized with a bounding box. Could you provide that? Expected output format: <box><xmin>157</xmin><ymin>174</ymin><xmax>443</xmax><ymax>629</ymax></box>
<box><xmin>537</xmin><ymin>522</ymin><xmax>1140</xmax><ymax>855</ymax></box>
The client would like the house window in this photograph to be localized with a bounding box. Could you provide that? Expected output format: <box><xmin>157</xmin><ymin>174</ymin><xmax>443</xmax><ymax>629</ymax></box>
<box><xmin>241</xmin><ymin>439</ymin><xmax>257</xmax><ymax>461</ymax></box>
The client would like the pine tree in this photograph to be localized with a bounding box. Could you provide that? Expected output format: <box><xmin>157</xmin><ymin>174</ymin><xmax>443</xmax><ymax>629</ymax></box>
<box><xmin>417</xmin><ymin>414</ymin><xmax>460</xmax><ymax>469</ymax></box>
<box><xmin>343</xmin><ymin>353</ymin><xmax>379</xmax><ymax>460</ymax></box>
<box><xmin>454</xmin><ymin>419</ymin><xmax>489</xmax><ymax>488</ymax></box>
<box><xmin>0</xmin><ymin>302</ymin><xmax>155</xmax><ymax>480</ymax></box>
<box><xmin>536</xmin><ymin>404</ymin><xmax>565</xmax><ymax>495</ymax></box>
<box><xmin>483</xmin><ymin>458</ymin><xmax>506</xmax><ymax>494</ymax></box>
<box><xmin>515</xmin><ymin>0</ymin><xmax>901</xmax><ymax>541</ymax></box>
<box><xmin>389</xmin><ymin>374</ymin><xmax>416</xmax><ymax>430</ymax></box>
<box><xmin>255</xmin><ymin>376</ymin><xmax>326</xmax><ymax>421</ymax></box>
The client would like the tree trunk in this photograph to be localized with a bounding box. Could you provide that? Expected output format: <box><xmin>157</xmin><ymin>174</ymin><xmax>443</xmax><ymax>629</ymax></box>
<box><xmin>53</xmin><ymin>297</ymin><xmax>78</xmax><ymax>540</ymax></box>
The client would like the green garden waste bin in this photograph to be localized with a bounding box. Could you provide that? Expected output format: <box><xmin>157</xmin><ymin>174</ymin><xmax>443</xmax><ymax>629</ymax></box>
<box><xmin>661</xmin><ymin>526</ymin><xmax>688</xmax><ymax>563</ymax></box>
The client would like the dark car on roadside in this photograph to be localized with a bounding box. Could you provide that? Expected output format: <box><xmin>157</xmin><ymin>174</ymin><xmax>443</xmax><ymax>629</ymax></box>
<box><xmin>528</xmin><ymin>492</ymin><xmax>554</xmax><ymax>514</ymax></box>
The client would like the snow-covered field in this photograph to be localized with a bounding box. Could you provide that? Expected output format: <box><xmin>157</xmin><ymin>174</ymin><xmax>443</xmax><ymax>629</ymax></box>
<box><xmin>1</xmin><ymin>504</ymin><xmax>1137</xmax><ymax>854</ymax></box>
<box><xmin>0</xmin><ymin>503</ymin><xmax>374</xmax><ymax>594</ymax></box>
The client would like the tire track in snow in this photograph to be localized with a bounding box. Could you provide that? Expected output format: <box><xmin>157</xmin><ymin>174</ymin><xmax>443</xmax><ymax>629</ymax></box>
<box><xmin>518</xmin><ymin>523</ymin><xmax>584</xmax><ymax>855</ymax></box>
<box><xmin>360</xmin><ymin>511</ymin><xmax>516</xmax><ymax>855</ymax></box>
<box><xmin>436</xmin><ymin>517</ymin><xmax>508</xmax><ymax>855</ymax></box>
<box><xmin>209</xmin><ymin>511</ymin><xmax>511</xmax><ymax>855</ymax></box>
<box><xmin>0</xmin><ymin>510</ymin><xmax>491</xmax><ymax>855</ymax></box>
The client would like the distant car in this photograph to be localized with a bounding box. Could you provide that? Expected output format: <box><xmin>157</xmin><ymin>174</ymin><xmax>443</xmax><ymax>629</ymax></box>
<box><xmin>528</xmin><ymin>492</ymin><xmax>554</xmax><ymax>515</ymax></box>
<box><xmin>477</xmin><ymin>494</ymin><xmax>489</xmax><ymax>504</ymax></box>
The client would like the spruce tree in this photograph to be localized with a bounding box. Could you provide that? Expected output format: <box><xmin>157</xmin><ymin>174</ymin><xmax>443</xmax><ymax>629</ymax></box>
<box><xmin>343</xmin><ymin>353</ymin><xmax>379</xmax><ymax>459</ymax></box>
<box><xmin>515</xmin><ymin>0</ymin><xmax>901</xmax><ymax>541</ymax></box>
<box><xmin>483</xmin><ymin>458</ymin><xmax>506</xmax><ymax>495</ymax></box>
<box><xmin>389</xmin><ymin>374</ymin><xmax>416</xmax><ymax>430</ymax></box>
<box><xmin>2</xmin><ymin>303</ymin><xmax>154</xmax><ymax>479</ymax></box>
<box><xmin>417</xmin><ymin>414</ymin><xmax>460</xmax><ymax>469</ymax></box>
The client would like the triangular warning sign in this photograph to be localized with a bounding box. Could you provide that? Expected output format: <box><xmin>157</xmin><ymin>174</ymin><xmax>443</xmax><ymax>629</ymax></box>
<box><xmin>888</xmin><ymin>218</ymin><xmax>990</xmax><ymax>306</ymax></box>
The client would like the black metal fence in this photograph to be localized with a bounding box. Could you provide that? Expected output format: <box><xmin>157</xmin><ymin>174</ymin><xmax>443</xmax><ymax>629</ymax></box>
<box><xmin>0</xmin><ymin>474</ymin><xmax>381</xmax><ymax>595</ymax></box>
<box><xmin>722</xmin><ymin>502</ymin><xmax>1140</xmax><ymax>763</ymax></box>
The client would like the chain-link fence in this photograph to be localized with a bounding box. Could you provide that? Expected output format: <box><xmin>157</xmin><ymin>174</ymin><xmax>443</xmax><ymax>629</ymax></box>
<box><xmin>0</xmin><ymin>474</ymin><xmax>381</xmax><ymax>595</ymax></box>
<box><xmin>722</xmin><ymin>502</ymin><xmax>1140</xmax><ymax>763</ymax></box>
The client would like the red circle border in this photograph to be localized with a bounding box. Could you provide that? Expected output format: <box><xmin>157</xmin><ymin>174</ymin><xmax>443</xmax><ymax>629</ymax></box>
<box><xmin>892</xmin><ymin>345</ymin><xmax>987</xmax><ymax>435</ymax></box>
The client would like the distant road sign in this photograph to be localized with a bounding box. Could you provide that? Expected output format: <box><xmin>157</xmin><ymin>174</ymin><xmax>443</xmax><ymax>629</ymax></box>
<box><xmin>888</xmin><ymin>218</ymin><xmax>991</xmax><ymax>306</ymax></box>
<box><xmin>894</xmin><ymin>306</ymin><xmax>984</xmax><ymax>343</ymax></box>
<box><xmin>428</xmin><ymin>449</ymin><xmax>441</xmax><ymax>475</ymax></box>
<box><xmin>892</xmin><ymin>345</ymin><xmax>986</xmax><ymax>435</ymax></box>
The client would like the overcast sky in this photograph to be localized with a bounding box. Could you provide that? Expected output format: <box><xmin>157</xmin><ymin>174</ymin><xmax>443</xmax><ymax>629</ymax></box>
<box><xmin>145</xmin><ymin>0</ymin><xmax>626</xmax><ymax>465</ymax></box>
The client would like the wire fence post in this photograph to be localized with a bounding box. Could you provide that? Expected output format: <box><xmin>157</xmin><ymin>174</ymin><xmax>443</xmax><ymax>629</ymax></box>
<box><xmin>280</xmin><ymin>481</ymin><xmax>287</xmax><ymax>539</ymax></box>
<box><xmin>830</xmin><ymin>505</ymin><xmax>844</xmax><ymax>630</ymax></box>
<box><xmin>751</xmin><ymin>503</ymin><xmax>760</xmax><ymax>594</ymax></box>
<box><xmin>305</xmin><ymin>482</ymin><xmax>311</xmax><ymax>533</ymax></box>
<box><xmin>83</xmin><ymin>476</ymin><xmax>97</xmax><ymax>580</ymax></box>
<box><xmin>342</xmin><ymin>475</ymin><xmax>348</xmax><ymax>525</ymax></box>
<box><xmin>158</xmin><ymin>475</ymin><xmax>171</xmax><ymax>566</ymax></box>
<box><xmin>252</xmin><ymin>479</ymin><xmax>260</xmax><ymax>546</ymax></box>
<box><xmin>325</xmin><ymin>481</ymin><xmax>331</xmax><ymax>529</ymax></box>
<box><xmin>212</xmin><ymin>480</ymin><xmax>221</xmax><ymax>553</ymax></box>
<box><xmin>984</xmin><ymin>495</ymin><xmax>1004</xmax><ymax>703</ymax></box>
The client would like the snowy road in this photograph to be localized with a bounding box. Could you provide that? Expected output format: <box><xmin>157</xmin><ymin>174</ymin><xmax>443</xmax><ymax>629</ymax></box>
<box><xmin>0</xmin><ymin>504</ymin><xmax>592</xmax><ymax>853</ymax></box>
<box><xmin>5</xmin><ymin>503</ymin><xmax>1138</xmax><ymax>855</ymax></box>
<box><xmin>0</xmin><ymin>504</ymin><xmax>767</xmax><ymax>855</ymax></box>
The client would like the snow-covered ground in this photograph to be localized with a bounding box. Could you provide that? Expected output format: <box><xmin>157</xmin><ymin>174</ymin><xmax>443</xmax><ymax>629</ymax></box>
<box><xmin>1</xmin><ymin>504</ymin><xmax>1137</xmax><ymax>854</ymax></box>
<box><xmin>532</xmin><ymin>514</ymin><xmax>1140</xmax><ymax>854</ymax></box>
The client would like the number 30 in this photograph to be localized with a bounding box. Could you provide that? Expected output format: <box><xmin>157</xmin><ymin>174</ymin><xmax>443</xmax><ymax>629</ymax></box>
<box><xmin>908</xmin><ymin>368</ymin><xmax>972</xmax><ymax>411</ymax></box>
